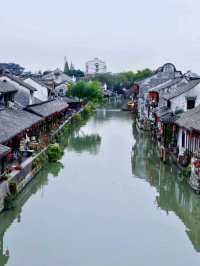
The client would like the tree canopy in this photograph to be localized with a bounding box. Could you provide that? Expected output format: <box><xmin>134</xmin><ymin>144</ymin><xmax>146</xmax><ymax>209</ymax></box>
<box><xmin>0</xmin><ymin>63</ymin><xmax>25</xmax><ymax>76</ymax></box>
<box><xmin>64</xmin><ymin>61</ymin><xmax>70</xmax><ymax>74</ymax></box>
<box><xmin>87</xmin><ymin>68</ymin><xmax>153</xmax><ymax>91</ymax></box>
<box><xmin>64</xmin><ymin>61</ymin><xmax>84</xmax><ymax>78</ymax></box>
<box><xmin>68</xmin><ymin>81</ymin><xmax>104</xmax><ymax>103</ymax></box>
<box><xmin>66</xmin><ymin>69</ymin><xmax>85</xmax><ymax>78</ymax></box>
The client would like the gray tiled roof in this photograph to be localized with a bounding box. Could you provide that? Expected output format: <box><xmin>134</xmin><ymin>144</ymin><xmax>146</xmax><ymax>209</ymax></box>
<box><xmin>2</xmin><ymin>74</ymin><xmax>37</xmax><ymax>91</ymax></box>
<box><xmin>149</xmin><ymin>77</ymin><xmax>182</xmax><ymax>93</ymax></box>
<box><xmin>163</xmin><ymin>79</ymin><xmax>200</xmax><ymax>100</ymax></box>
<box><xmin>26</xmin><ymin>100</ymin><xmax>68</xmax><ymax>118</ymax></box>
<box><xmin>62</xmin><ymin>96</ymin><xmax>80</xmax><ymax>104</ymax></box>
<box><xmin>0</xmin><ymin>80</ymin><xmax>18</xmax><ymax>93</ymax></box>
<box><xmin>0</xmin><ymin>108</ymin><xmax>42</xmax><ymax>143</ymax></box>
<box><xmin>42</xmin><ymin>69</ymin><xmax>72</xmax><ymax>85</ymax></box>
<box><xmin>25</xmin><ymin>78</ymin><xmax>52</xmax><ymax>91</ymax></box>
<box><xmin>154</xmin><ymin>106</ymin><xmax>171</xmax><ymax>117</ymax></box>
<box><xmin>138</xmin><ymin>76</ymin><xmax>172</xmax><ymax>95</ymax></box>
<box><xmin>160</xmin><ymin>112</ymin><xmax>177</xmax><ymax>123</ymax></box>
<box><xmin>0</xmin><ymin>75</ymin><xmax>38</xmax><ymax>107</ymax></box>
<box><xmin>175</xmin><ymin>104</ymin><xmax>200</xmax><ymax>131</ymax></box>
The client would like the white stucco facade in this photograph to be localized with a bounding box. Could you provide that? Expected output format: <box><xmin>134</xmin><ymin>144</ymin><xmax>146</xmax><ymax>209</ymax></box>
<box><xmin>25</xmin><ymin>78</ymin><xmax>48</xmax><ymax>102</ymax></box>
<box><xmin>0</xmin><ymin>76</ymin><xmax>34</xmax><ymax>106</ymax></box>
<box><xmin>168</xmin><ymin>83</ymin><xmax>200</xmax><ymax>113</ymax></box>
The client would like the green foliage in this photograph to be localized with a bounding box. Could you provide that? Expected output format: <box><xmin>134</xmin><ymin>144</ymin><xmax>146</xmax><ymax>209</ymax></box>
<box><xmin>89</xmin><ymin>102</ymin><xmax>96</xmax><ymax>110</ymax></box>
<box><xmin>82</xmin><ymin>105</ymin><xmax>94</xmax><ymax>117</ymax></box>
<box><xmin>68</xmin><ymin>81</ymin><xmax>104</xmax><ymax>103</ymax></box>
<box><xmin>34</xmin><ymin>153</ymin><xmax>47</xmax><ymax>167</ymax></box>
<box><xmin>72</xmin><ymin>113</ymin><xmax>82</xmax><ymax>124</ymax></box>
<box><xmin>68</xmin><ymin>69</ymin><xmax>84</xmax><ymax>78</ymax></box>
<box><xmin>64</xmin><ymin>61</ymin><xmax>70</xmax><ymax>74</ymax></box>
<box><xmin>165</xmin><ymin>125</ymin><xmax>173</xmax><ymax>145</ymax></box>
<box><xmin>87</xmin><ymin>69</ymin><xmax>153</xmax><ymax>90</ymax></box>
<box><xmin>9</xmin><ymin>182</ymin><xmax>17</xmax><ymax>195</ymax></box>
<box><xmin>68</xmin><ymin>134</ymin><xmax>101</xmax><ymax>154</ymax></box>
<box><xmin>47</xmin><ymin>143</ymin><xmax>63</xmax><ymax>162</ymax></box>
<box><xmin>179</xmin><ymin>166</ymin><xmax>191</xmax><ymax>181</ymax></box>
<box><xmin>49</xmin><ymin>162</ymin><xmax>64</xmax><ymax>177</ymax></box>
<box><xmin>64</xmin><ymin>64</ymin><xmax>84</xmax><ymax>78</ymax></box>
<box><xmin>62</xmin><ymin>124</ymin><xmax>70</xmax><ymax>135</ymax></box>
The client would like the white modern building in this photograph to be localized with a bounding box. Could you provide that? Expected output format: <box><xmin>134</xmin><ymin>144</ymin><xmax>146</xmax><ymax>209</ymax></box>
<box><xmin>85</xmin><ymin>58</ymin><xmax>107</xmax><ymax>75</ymax></box>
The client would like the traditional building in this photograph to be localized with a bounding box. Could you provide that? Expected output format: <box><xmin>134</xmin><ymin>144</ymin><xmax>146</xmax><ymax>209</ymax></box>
<box><xmin>161</xmin><ymin>78</ymin><xmax>200</xmax><ymax>113</ymax></box>
<box><xmin>175</xmin><ymin>104</ymin><xmax>200</xmax><ymax>156</ymax></box>
<box><xmin>24</xmin><ymin>78</ymin><xmax>50</xmax><ymax>102</ymax></box>
<box><xmin>0</xmin><ymin>145</ymin><xmax>11</xmax><ymax>175</ymax></box>
<box><xmin>0</xmin><ymin>74</ymin><xmax>37</xmax><ymax>107</ymax></box>
<box><xmin>26</xmin><ymin>100</ymin><xmax>68</xmax><ymax>119</ymax></box>
<box><xmin>0</xmin><ymin>80</ymin><xmax>18</xmax><ymax>108</ymax></box>
<box><xmin>137</xmin><ymin>63</ymin><xmax>182</xmax><ymax>121</ymax></box>
<box><xmin>41</xmin><ymin>68</ymin><xmax>74</xmax><ymax>98</ymax></box>
<box><xmin>42</xmin><ymin>68</ymin><xmax>73</xmax><ymax>85</ymax></box>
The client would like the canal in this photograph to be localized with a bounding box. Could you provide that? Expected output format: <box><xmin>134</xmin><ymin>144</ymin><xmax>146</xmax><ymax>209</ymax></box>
<box><xmin>1</xmin><ymin>102</ymin><xmax>200</xmax><ymax>266</ymax></box>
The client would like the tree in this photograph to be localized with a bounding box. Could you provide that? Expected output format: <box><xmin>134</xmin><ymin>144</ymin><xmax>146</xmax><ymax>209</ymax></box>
<box><xmin>68</xmin><ymin>69</ymin><xmax>85</xmax><ymax>78</ymax></box>
<box><xmin>0</xmin><ymin>63</ymin><xmax>25</xmax><ymax>76</ymax></box>
<box><xmin>70</xmin><ymin>62</ymin><xmax>74</xmax><ymax>71</ymax></box>
<box><xmin>64</xmin><ymin>61</ymin><xmax>70</xmax><ymax>74</ymax></box>
<box><xmin>89</xmin><ymin>68</ymin><xmax>153</xmax><ymax>91</ymax></box>
<box><xmin>68</xmin><ymin>81</ymin><xmax>103</xmax><ymax>103</ymax></box>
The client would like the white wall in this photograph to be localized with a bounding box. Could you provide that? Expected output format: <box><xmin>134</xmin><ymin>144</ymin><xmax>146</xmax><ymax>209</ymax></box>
<box><xmin>25</xmin><ymin>78</ymin><xmax>48</xmax><ymax>102</ymax></box>
<box><xmin>0</xmin><ymin>76</ymin><xmax>33</xmax><ymax>106</ymax></box>
<box><xmin>171</xmin><ymin>84</ymin><xmax>200</xmax><ymax>113</ymax></box>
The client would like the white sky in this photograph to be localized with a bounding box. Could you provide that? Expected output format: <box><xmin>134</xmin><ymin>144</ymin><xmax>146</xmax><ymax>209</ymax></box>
<box><xmin>0</xmin><ymin>0</ymin><xmax>199</xmax><ymax>73</ymax></box>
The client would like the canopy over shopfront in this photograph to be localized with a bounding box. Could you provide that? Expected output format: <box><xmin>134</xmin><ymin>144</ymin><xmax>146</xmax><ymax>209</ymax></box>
<box><xmin>0</xmin><ymin>108</ymin><xmax>42</xmax><ymax>144</ymax></box>
<box><xmin>26</xmin><ymin>100</ymin><xmax>69</xmax><ymax>118</ymax></box>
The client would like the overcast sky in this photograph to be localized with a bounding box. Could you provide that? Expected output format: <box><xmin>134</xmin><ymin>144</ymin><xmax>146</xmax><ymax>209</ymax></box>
<box><xmin>0</xmin><ymin>0</ymin><xmax>199</xmax><ymax>73</ymax></box>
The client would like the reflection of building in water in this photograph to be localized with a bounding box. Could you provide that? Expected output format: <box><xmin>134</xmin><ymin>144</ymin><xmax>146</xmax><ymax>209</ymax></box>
<box><xmin>131</xmin><ymin>124</ymin><xmax>161</xmax><ymax>187</ymax></box>
<box><xmin>131</xmin><ymin>123</ymin><xmax>200</xmax><ymax>252</ymax></box>
<box><xmin>95</xmin><ymin>102</ymin><xmax>133</xmax><ymax>125</ymax></box>
<box><xmin>0</xmin><ymin>164</ymin><xmax>58</xmax><ymax>265</ymax></box>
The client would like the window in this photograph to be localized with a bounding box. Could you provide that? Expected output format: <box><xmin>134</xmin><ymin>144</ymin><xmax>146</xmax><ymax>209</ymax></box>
<box><xmin>187</xmin><ymin>99</ymin><xmax>195</xmax><ymax>110</ymax></box>
<box><xmin>182</xmin><ymin>131</ymin><xmax>185</xmax><ymax>148</ymax></box>
<box><xmin>167</xmin><ymin>100</ymin><xmax>171</xmax><ymax>109</ymax></box>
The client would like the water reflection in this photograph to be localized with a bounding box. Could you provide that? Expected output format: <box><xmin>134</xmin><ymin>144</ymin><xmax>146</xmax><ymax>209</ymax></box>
<box><xmin>48</xmin><ymin>162</ymin><xmax>64</xmax><ymax>177</ymax></box>
<box><xmin>0</xmin><ymin>116</ymin><xmax>102</xmax><ymax>265</ymax></box>
<box><xmin>68</xmin><ymin>134</ymin><xmax>101</xmax><ymax>155</ymax></box>
<box><xmin>131</xmin><ymin>123</ymin><xmax>200</xmax><ymax>252</ymax></box>
<box><xmin>95</xmin><ymin>99</ymin><xmax>131</xmax><ymax>124</ymax></box>
<box><xmin>2</xmin><ymin>105</ymin><xmax>200</xmax><ymax>265</ymax></box>
<box><xmin>0</xmin><ymin>165</ymin><xmax>54</xmax><ymax>266</ymax></box>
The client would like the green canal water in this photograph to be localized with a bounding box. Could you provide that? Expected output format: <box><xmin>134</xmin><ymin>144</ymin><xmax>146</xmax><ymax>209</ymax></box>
<box><xmin>1</xmin><ymin>102</ymin><xmax>200</xmax><ymax>266</ymax></box>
